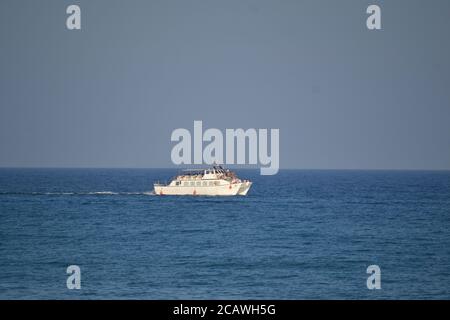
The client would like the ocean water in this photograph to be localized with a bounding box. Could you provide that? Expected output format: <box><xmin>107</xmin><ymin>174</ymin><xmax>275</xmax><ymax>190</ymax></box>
<box><xmin>0</xmin><ymin>168</ymin><xmax>449</xmax><ymax>299</ymax></box>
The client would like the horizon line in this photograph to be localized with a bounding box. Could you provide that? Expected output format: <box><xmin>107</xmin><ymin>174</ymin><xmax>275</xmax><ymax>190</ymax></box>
<box><xmin>0</xmin><ymin>166</ymin><xmax>449</xmax><ymax>172</ymax></box>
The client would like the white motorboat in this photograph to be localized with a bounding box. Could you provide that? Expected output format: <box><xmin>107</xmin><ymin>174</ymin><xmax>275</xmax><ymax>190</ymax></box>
<box><xmin>154</xmin><ymin>165</ymin><xmax>252</xmax><ymax>196</ymax></box>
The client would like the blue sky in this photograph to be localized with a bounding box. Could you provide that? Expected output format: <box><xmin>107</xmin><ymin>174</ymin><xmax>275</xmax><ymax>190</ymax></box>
<box><xmin>1</xmin><ymin>0</ymin><xmax>449</xmax><ymax>169</ymax></box>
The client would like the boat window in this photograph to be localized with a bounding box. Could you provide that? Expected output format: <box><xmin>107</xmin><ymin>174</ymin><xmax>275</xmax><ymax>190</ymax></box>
<box><xmin>196</xmin><ymin>181</ymin><xmax>201</xmax><ymax>186</ymax></box>
<box><xmin>203</xmin><ymin>181</ymin><xmax>207</xmax><ymax>186</ymax></box>
<box><xmin>190</xmin><ymin>182</ymin><xmax>195</xmax><ymax>186</ymax></box>
<box><xmin>184</xmin><ymin>182</ymin><xmax>188</xmax><ymax>186</ymax></box>
<box><xmin>209</xmin><ymin>181</ymin><xmax>214</xmax><ymax>186</ymax></box>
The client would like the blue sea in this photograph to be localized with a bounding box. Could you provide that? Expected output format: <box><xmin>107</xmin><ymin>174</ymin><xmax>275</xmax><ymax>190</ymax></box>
<box><xmin>0</xmin><ymin>168</ymin><xmax>449</xmax><ymax>299</ymax></box>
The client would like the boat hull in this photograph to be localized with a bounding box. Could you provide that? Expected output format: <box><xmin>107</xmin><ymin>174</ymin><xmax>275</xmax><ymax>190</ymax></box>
<box><xmin>154</xmin><ymin>182</ymin><xmax>250</xmax><ymax>196</ymax></box>
<box><xmin>238</xmin><ymin>181</ymin><xmax>252</xmax><ymax>195</ymax></box>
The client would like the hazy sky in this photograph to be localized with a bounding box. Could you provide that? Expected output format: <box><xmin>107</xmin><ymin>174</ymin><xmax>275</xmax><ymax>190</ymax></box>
<box><xmin>1</xmin><ymin>0</ymin><xmax>449</xmax><ymax>169</ymax></box>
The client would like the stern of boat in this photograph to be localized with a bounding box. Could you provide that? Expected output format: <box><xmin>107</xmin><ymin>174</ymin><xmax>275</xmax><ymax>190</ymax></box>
<box><xmin>153</xmin><ymin>182</ymin><xmax>165</xmax><ymax>195</ymax></box>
